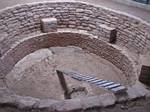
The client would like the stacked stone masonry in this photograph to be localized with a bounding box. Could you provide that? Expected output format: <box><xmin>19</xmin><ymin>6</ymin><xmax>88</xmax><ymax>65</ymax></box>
<box><xmin>0</xmin><ymin>1</ymin><xmax>150</xmax><ymax>112</ymax></box>
<box><xmin>0</xmin><ymin>2</ymin><xmax>150</xmax><ymax>56</ymax></box>
<box><xmin>0</xmin><ymin>32</ymin><xmax>136</xmax><ymax>84</ymax></box>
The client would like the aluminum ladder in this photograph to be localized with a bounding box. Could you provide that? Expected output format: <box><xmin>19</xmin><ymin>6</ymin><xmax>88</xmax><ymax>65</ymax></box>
<box><xmin>56</xmin><ymin>70</ymin><xmax>126</xmax><ymax>94</ymax></box>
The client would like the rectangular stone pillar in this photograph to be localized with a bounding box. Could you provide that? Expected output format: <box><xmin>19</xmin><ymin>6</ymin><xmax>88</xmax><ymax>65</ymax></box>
<box><xmin>109</xmin><ymin>29</ymin><xmax>117</xmax><ymax>44</ymax></box>
<box><xmin>41</xmin><ymin>18</ymin><xmax>57</xmax><ymax>33</ymax></box>
<box><xmin>99</xmin><ymin>24</ymin><xmax>117</xmax><ymax>44</ymax></box>
<box><xmin>139</xmin><ymin>65</ymin><xmax>150</xmax><ymax>86</ymax></box>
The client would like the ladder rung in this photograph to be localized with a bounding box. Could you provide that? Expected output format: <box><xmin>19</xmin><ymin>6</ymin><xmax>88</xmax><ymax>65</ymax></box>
<box><xmin>90</xmin><ymin>79</ymin><xmax>103</xmax><ymax>83</ymax></box>
<box><xmin>110</xmin><ymin>86</ymin><xmax>126</xmax><ymax>93</ymax></box>
<box><xmin>99</xmin><ymin>82</ymin><xmax>115</xmax><ymax>87</ymax></box>
<box><xmin>74</xmin><ymin>74</ymin><xmax>93</xmax><ymax>80</ymax></box>
<box><xmin>95</xmin><ymin>80</ymin><xmax>108</xmax><ymax>85</ymax></box>
<box><xmin>86</xmin><ymin>78</ymin><xmax>99</xmax><ymax>82</ymax></box>
<box><xmin>106</xmin><ymin>84</ymin><xmax>121</xmax><ymax>89</ymax></box>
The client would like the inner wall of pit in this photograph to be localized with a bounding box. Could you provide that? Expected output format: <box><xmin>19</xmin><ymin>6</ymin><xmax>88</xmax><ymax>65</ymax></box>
<box><xmin>0</xmin><ymin>1</ymin><xmax>150</xmax><ymax>84</ymax></box>
<box><xmin>0</xmin><ymin>32</ymin><xmax>135</xmax><ymax>85</ymax></box>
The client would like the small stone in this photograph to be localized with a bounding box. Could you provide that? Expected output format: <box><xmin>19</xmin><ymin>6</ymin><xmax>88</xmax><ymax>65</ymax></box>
<box><xmin>80</xmin><ymin>96</ymin><xmax>101</xmax><ymax>109</ymax></box>
<box><xmin>120</xmin><ymin>105</ymin><xmax>128</xmax><ymax>110</ymax></box>
<box><xmin>55</xmin><ymin>98</ymin><xmax>82</xmax><ymax>112</ymax></box>
<box><xmin>37</xmin><ymin>99</ymin><xmax>58</xmax><ymax>108</ymax></box>
<box><xmin>99</xmin><ymin>93</ymin><xmax>116</xmax><ymax>107</ymax></box>
<box><xmin>36</xmin><ymin>99</ymin><xmax>58</xmax><ymax>111</ymax></box>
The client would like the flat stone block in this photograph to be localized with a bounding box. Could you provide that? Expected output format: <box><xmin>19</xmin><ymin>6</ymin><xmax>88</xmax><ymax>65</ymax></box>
<box><xmin>41</xmin><ymin>18</ymin><xmax>57</xmax><ymax>33</ymax></box>
<box><xmin>37</xmin><ymin>99</ymin><xmax>58</xmax><ymax>110</ymax></box>
<box><xmin>127</xmin><ymin>86</ymin><xmax>141</xmax><ymax>99</ymax></box>
<box><xmin>99</xmin><ymin>93</ymin><xmax>116</xmax><ymax>107</ymax></box>
<box><xmin>80</xmin><ymin>96</ymin><xmax>101</xmax><ymax>109</ymax></box>
<box><xmin>55</xmin><ymin>98</ymin><xmax>82</xmax><ymax>112</ymax></box>
<box><xmin>15</xmin><ymin>96</ymin><xmax>39</xmax><ymax>109</ymax></box>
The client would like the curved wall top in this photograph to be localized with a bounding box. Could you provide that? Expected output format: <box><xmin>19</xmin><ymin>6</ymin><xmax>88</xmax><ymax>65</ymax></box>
<box><xmin>0</xmin><ymin>1</ymin><xmax>150</xmax><ymax>56</ymax></box>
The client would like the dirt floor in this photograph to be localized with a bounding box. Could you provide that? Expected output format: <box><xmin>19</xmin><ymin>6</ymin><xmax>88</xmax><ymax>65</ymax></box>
<box><xmin>0</xmin><ymin>0</ymin><xmax>149</xmax><ymax>23</ymax></box>
<box><xmin>4</xmin><ymin>46</ymin><xmax>129</xmax><ymax>100</ymax></box>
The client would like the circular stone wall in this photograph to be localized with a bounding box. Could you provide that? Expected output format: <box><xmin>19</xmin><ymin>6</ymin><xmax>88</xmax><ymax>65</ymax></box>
<box><xmin>0</xmin><ymin>32</ymin><xmax>136</xmax><ymax>85</ymax></box>
<box><xmin>0</xmin><ymin>1</ymin><xmax>150</xmax><ymax>57</ymax></box>
<box><xmin>0</xmin><ymin>1</ymin><xmax>150</xmax><ymax>112</ymax></box>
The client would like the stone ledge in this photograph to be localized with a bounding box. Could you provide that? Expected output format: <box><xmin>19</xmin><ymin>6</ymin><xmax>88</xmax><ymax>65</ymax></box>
<box><xmin>0</xmin><ymin>83</ymin><xmax>150</xmax><ymax>112</ymax></box>
<box><xmin>0</xmin><ymin>87</ymin><xmax>116</xmax><ymax>112</ymax></box>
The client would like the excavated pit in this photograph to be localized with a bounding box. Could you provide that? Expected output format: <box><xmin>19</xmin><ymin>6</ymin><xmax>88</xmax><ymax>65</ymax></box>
<box><xmin>6</xmin><ymin>46</ymin><xmax>128</xmax><ymax>100</ymax></box>
<box><xmin>0</xmin><ymin>1</ymin><xmax>149</xmax><ymax>111</ymax></box>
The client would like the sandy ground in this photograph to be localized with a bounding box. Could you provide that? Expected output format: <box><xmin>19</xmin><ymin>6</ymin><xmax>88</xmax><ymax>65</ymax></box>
<box><xmin>77</xmin><ymin>0</ymin><xmax>150</xmax><ymax>23</ymax></box>
<box><xmin>5</xmin><ymin>46</ymin><xmax>128</xmax><ymax>100</ymax></box>
<box><xmin>0</xmin><ymin>0</ymin><xmax>149</xmax><ymax>23</ymax></box>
